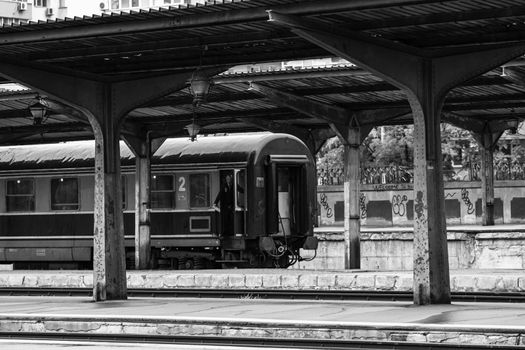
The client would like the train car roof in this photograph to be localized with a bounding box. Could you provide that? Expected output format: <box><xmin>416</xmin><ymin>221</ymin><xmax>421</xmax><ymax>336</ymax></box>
<box><xmin>0</xmin><ymin>133</ymin><xmax>303</xmax><ymax>171</ymax></box>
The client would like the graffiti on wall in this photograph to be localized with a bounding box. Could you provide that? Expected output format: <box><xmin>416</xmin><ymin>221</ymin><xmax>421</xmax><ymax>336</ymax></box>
<box><xmin>320</xmin><ymin>193</ymin><xmax>333</xmax><ymax>218</ymax></box>
<box><xmin>373</xmin><ymin>184</ymin><xmax>399</xmax><ymax>191</ymax></box>
<box><xmin>460</xmin><ymin>188</ymin><xmax>475</xmax><ymax>214</ymax></box>
<box><xmin>392</xmin><ymin>194</ymin><xmax>408</xmax><ymax>216</ymax></box>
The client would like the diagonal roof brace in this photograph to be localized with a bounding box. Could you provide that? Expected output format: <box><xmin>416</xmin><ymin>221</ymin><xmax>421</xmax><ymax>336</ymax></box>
<box><xmin>248</xmin><ymin>82</ymin><xmax>410</xmax><ymax>128</ymax></box>
<box><xmin>248</xmin><ymin>82</ymin><xmax>349</xmax><ymax>125</ymax></box>
<box><xmin>267</xmin><ymin>10</ymin><xmax>430</xmax><ymax>58</ymax></box>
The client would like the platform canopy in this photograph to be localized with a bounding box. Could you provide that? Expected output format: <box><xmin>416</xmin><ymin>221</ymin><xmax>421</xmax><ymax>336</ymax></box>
<box><xmin>0</xmin><ymin>0</ymin><xmax>522</xmax><ymax>144</ymax></box>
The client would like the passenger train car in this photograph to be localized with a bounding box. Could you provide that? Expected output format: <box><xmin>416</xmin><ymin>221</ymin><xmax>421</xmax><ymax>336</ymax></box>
<box><xmin>0</xmin><ymin>133</ymin><xmax>318</xmax><ymax>269</ymax></box>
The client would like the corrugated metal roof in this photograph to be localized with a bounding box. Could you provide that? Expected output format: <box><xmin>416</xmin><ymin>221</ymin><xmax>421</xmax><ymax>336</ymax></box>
<box><xmin>0</xmin><ymin>133</ymin><xmax>302</xmax><ymax>170</ymax></box>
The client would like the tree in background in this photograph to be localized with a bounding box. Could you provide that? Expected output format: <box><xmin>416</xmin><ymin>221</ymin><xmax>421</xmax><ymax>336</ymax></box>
<box><xmin>317</xmin><ymin>126</ymin><xmax>414</xmax><ymax>184</ymax></box>
<box><xmin>363</xmin><ymin>125</ymin><xmax>413</xmax><ymax>167</ymax></box>
<box><xmin>316</xmin><ymin>123</ymin><xmax>521</xmax><ymax>183</ymax></box>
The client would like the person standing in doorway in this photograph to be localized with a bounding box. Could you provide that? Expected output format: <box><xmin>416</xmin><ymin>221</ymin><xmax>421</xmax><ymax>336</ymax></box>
<box><xmin>214</xmin><ymin>174</ymin><xmax>234</xmax><ymax>237</ymax></box>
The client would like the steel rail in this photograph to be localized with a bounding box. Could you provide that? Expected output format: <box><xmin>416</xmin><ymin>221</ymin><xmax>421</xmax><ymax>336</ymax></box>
<box><xmin>1</xmin><ymin>287</ymin><xmax>525</xmax><ymax>303</ymax></box>
<box><xmin>0</xmin><ymin>332</ymin><xmax>519</xmax><ymax>350</ymax></box>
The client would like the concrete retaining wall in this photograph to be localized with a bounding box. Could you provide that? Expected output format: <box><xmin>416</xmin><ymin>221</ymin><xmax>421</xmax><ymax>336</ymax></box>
<box><xmin>296</xmin><ymin>229</ymin><xmax>525</xmax><ymax>271</ymax></box>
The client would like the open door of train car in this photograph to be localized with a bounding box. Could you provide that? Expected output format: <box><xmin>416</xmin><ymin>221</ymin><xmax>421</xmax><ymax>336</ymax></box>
<box><xmin>266</xmin><ymin>155</ymin><xmax>309</xmax><ymax>239</ymax></box>
<box><xmin>216</xmin><ymin>169</ymin><xmax>246</xmax><ymax>238</ymax></box>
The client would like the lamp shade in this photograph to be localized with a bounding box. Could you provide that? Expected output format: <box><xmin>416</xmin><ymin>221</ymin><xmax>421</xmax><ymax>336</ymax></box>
<box><xmin>185</xmin><ymin>122</ymin><xmax>201</xmax><ymax>141</ymax></box>
<box><xmin>29</xmin><ymin>99</ymin><xmax>48</xmax><ymax>125</ymax></box>
<box><xmin>189</xmin><ymin>71</ymin><xmax>211</xmax><ymax>106</ymax></box>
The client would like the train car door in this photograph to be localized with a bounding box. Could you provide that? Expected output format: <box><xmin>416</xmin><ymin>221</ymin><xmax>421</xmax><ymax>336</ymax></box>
<box><xmin>266</xmin><ymin>156</ymin><xmax>309</xmax><ymax>236</ymax></box>
<box><xmin>216</xmin><ymin>170</ymin><xmax>235</xmax><ymax>237</ymax></box>
<box><xmin>234</xmin><ymin>169</ymin><xmax>246</xmax><ymax>236</ymax></box>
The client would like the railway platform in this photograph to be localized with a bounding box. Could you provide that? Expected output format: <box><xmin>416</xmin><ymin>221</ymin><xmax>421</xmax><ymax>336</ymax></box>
<box><xmin>1</xmin><ymin>269</ymin><xmax>525</xmax><ymax>347</ymax></box>
<box><xmin>1</xmin><ymin>295</ymin><xmax>525</xmax><ymax>347</ymax></box>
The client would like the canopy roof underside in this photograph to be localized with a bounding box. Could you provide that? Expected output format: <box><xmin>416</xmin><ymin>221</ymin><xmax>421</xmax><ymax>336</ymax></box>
<box><xmin>0</xmin><ymin>0</ymin><xmax>523</xmax><ymax>144</ymax></box>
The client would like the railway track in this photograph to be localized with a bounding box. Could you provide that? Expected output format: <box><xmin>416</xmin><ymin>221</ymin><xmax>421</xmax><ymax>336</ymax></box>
<box><xmin>0</xmin><ymin>287</ymin><xmax>524</xmax><ymax>302</ymax></box>
<box><xmin>0</xmin><ymin>333</ymin><xmax>520</xmax><ymax>350</ymax></box>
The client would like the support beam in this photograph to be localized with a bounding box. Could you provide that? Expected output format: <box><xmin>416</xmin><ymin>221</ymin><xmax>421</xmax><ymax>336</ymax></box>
<box><xmin>124</xmin><ymin>134</ymin><xmax>166</xmax><ymax>270</ymax></box>
<box><xmin>248</xmin><ymin>82</ymin><xmax>348</xmax><ymax>125</ymax></box>
<box><xmin>476</xmin><ymin>129</ymin><xmax>504</xmax><ymax>226</ymax></box>
<box><xmin>480</xmin><ymin>136</ymin><xmax>496</xmax><ymax>226</ymax></box>
<box><xmin>92</xmin><ymin>107</ymin><xmax>126</xmax><ymax>301</ymax></box>
<box><xmin>331</xmin><ymin>121</ymin><xmax>372</xmax><ymax>270</ymax></box>
<box><xmin>470</xmin><ymin>124</ymin><xmax>509</xmax><ymax>226</ymax></box>
<box><xmin>126</xmin><ymin>135</ymin><xmax>151</xmax><ymax>270</ymax></box>
<box><xmin>249</xmin><ymin>82</ymin><xmax>409</xmax><ymax>133</ymax></box>
<box><xmin>268</xmin><ymin>11</ymin><xmax>525</xmax><ymax>305</ymax></box>
<box><xmin>0</xmin><ymin>58</ymin><xmax>197</xmax><ymax>300</ymax></box>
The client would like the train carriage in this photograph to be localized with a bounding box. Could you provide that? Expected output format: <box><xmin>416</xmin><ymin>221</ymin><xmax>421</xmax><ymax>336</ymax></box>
<box><xmin>0</xmin><ymin>133</ymin><xmax>318</xmax><ymax>269</ymax></box>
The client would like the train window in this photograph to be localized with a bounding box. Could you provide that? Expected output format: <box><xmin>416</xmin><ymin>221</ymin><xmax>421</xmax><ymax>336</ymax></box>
<box><xmin>189</xmin><ymin>173</ymin><xmax>210</xmax><ymax>208</ymax></box>
<box><xmin>6</xmin><ymin>179</ymin><xmax>35</xmax><ymax>212</ymax></box>
<box><xmin>51</xmin><ymin>178</ymin><xmax>79</xmax><ymax>210</ymax></box>
<box><xmin>236</xmin><ymin>170</ymin><xmax>245</xmax><ymax>208</ymax></box>
<box><xmin>151</xmin><ymin>175</ymin><xmax>174</xmax><ymax>208</ymax></box>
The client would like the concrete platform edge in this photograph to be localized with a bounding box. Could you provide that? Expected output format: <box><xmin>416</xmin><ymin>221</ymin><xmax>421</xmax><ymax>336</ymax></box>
<box><xmin>2</xmin><ymin>270</ymin><xmax>524</xmax><ymax>293</ymax></box>
<box><xmin>0</xmin><ymin>315</ymin><xmax>523</xmax><ymax>346</ymax></box>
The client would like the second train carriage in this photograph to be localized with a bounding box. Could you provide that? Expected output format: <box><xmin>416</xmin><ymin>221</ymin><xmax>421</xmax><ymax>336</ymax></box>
<box><xmin>0</xmin><ymin>133</ymin><xmax>318</xmax><ymax>269</ymax></box>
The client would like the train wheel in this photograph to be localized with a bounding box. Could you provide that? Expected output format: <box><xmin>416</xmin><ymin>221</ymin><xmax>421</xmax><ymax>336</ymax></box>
<box><xmin>184</xmin><ymin>258</ymin><xmax>194</xmax><ymax>270</ymax></box>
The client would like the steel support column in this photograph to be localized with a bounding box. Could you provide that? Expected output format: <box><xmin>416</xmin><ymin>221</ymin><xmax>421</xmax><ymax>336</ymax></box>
<box><xmin>338</xmin><ymin>123</ymin><xmax>373</xmax><ymax>269</ymax></box>
<box><xmin>480</xmin><ymin>141</ymin><xmax>495</xmax><ymax>226</ymax></box>
<box><xmin>92</xmin><ymin>111</ymin><xmax>126</xmax><ymax>300</ymax></box>
<box><xmin>135</xmin><ymin>146</ymin><xmax>151</xmax><ymax>270</ymax></box>
<box><xmin>124</xmin><ymin>136</ymin><xmax>166</xmax><ymax>270</ymax></box>
<box><xmin>407</xmin><ymin>84</ymin><xmax>449</xmax><ymax>305</ymax></box>
<box><xmin>472</xmin><ymin>128</ymin><xmax>504</xmax><ymax>226</ymax></box>
<box><xmin>268</xmin><ymin>11</ymin><xmax>525</xmax><ymax>304</ymax></box>
<box><xmin>124</xmin><ymin>136</ymin><xmax>152</xmax><ymax>270</ymax></box>
<box><xmin>343</xmin><ymin>127</ymin><xmax>361</xmax><ymax>269</ymax></box>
